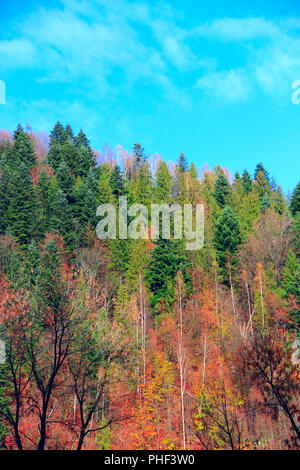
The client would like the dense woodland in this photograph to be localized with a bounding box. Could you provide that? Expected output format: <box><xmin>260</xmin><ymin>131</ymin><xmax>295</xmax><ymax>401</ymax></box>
<box><xmin>0</xmin><ymin>122</ymin><xmax>299</xmax><ymax>450</ymax></box>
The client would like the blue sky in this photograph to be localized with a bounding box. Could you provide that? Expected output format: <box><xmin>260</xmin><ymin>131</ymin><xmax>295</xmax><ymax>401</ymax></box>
<box><xmin>0</xmin><ymin>0</ymin><xmax>300</xmax><ymax>192</ymax></box>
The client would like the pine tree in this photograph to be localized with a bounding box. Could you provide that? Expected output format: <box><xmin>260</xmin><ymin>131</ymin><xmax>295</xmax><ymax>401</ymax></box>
<box><xmin>56</xmin><ymin>161</ymin><xmax>75</xmax><ymax>203</ymax></box>
<box><xmin>98</xmin><ymin>163</ymin><xmax>113</xmax><ymax>205</ymax></box>
<box><xmin>261</xmin><ymin>193</ymin><xmax>271</xmax><ymax>212</ymax></box>
<box><xmin>214</xmin><ymin>206</ymin><xmax>241</xmax><ymax>279</ymax></box>
<box><xmin>154</xmin><ymin>160</ymin><xmax>172</xmax><ymax>203</ymax></box>
<box><xmin>73</xmin><ymin>129</ymin><xmax>92</xmax><ymax>150</ymax></box>
<box><xmin>132</xmin><ymin>142</ymin><xmax>145</xmax><ymax>178</ymax></box>
<box><xmin>0</xmin><ymin>166</ymin><xmax>10</xmax><ymax>233</ymax></box>
<box><xmin>65</xmin><ymin>124</ymin><xmax>74</xmax><ymax>141</ymax></box>
<box><xmin>242</xmin><ymin>170</ymin><xmax>252</xmax><ymax>194</ymax></box>
<box><xmin>7</xmin><ymin>163</ymin><xmax>38</xmax><ymax>247</ymax></box>
<box><xmin>109</xmin><ymin>164</ymin><xmax>126</xmax><ymax>199</ymax></box>
<box><xmin>290</xmin><ymin>182</ymin><xmax>300</xmax><ymax>217</ymax></box>
<box><xmin>254</xmin><ymin>163</ymin><xmax>270</xmax><ymax>182</ymax></box>
<box><xmin>135</xmin><ymin>157</ymin><xmax>153</xmax><ymax>207</ymax></box>
<box><xmin>48</xmin><ymin>189</ymin><xmax>76</xmax><ymax>250</ymax></box>
<box><xmin>48</xmin><ymin>140</ymin><xmax>78</xmax><ymax>172</ymax></box>
<box><xmin>177</xmin><ymin>153</ymin><xmax>188</xmax><ymax>173</ymax></box>
<box><xmin>76</xmin><ymin>145</ymin><xmax>96</xmax><ymax>177</ymax></box>
<box><xmin>9</xmin><ymin>124</ymin><xmax>37</xmax><ymax>169</ymax></box>
<box><xmin>214</xmin><ymin>173</ymin><xmax>230</xmax><ymax>208</ymax></box>
<box><xmin>147</xmin><ymin>238</ymin><xmax>191</xmax><ymax>314</ymax></box>
<box><xmin>282</xmin><ymin>250</ymin><xmax>299</xmax><ymax>298</ymax></box>
<box><xmin>49</xmin><ymin>122</ymin><xmax>67</xmax><ymax>147</ymax></box>
<box><xmin>254</xmin><ymin>163</ymin><xmax>271</xmax><ymax>197</ymax></box>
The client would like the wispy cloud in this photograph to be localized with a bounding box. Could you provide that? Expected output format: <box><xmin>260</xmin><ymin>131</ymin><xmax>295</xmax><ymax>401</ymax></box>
<box><xmin>1</xmin><ymin>2</ymin><xmax>300</xmax><ymax>110</ymax></box>
<box><xmin>195</xmin><ymin>69</ymin><xmax>251</xmax><ymax>103</ymax></box>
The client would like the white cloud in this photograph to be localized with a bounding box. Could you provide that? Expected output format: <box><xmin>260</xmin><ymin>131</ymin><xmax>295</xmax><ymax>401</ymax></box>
<box><xmin>0</xmin><ymin>39</ymin><xmax>37</xmax><ymax>69</ymax></box>
<box><xmin>195</xmin><ymin>69</ymin><xmax>251</xmax><ymax>103</ymax></box>
<box><xmin>192</xmin><ymin>17</ymin><xmax>281</xmax><ymax>41</ymax></box>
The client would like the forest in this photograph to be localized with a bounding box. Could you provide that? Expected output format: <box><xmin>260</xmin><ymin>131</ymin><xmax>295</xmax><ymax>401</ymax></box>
<box><xmin>0</xmin><ymin>122</ymin><xmax>299</xmax><ymax>450</ymax></box>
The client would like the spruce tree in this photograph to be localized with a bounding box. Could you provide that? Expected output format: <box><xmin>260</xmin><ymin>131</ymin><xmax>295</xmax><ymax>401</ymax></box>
<box><xmin>49</xmin><ymin>122</ymin><xmax>67</xmax><ymax>147</ymax></box>
<box><xmin>177</xmin><ymin>152</ymin><xmax>188</xmax><ymax>173</ymax></box>
<box><xmin>147</xmin><ymin>237</ymin><xmax>191</xmax><ymax>314</ymax></box>
<box><xmin>56</xmin><ymin>161</ymin><xmax>75</xmax><ymax>203</ymax></box>
<box><xmin>214</xmin><ymin>173</ymin><xmax>230</xmax><ymax>208</ymax></box>
<box><xmin>9</xmin><ymin>124</ymin><xmax>37</xmax><ymax>169</ymax></box>
<box><xmin>98</xmin><ymin>163</ymin><xmax>113</xmax><ymax>205</ymax></box>
<box><xmin>254</xmin><ymin>163</ymin><xmax>271</xmax><ymax>197</ymax></box>
<box><xmin>65</xmin><ymin>124</ymin><xmax>74</xmax><ymax>141</ymax></box>
<box><xmin>214</xmin><ymin>206</ymin><xmax>241</xmax><ymax>279</ymax></box>
<box><xmin>290</xmin><ymin>182</ymin><xmax>300</xmax><ymax>217</ymax></box>
<box><xmin>242</xmin><ymin>170</ymin><xmax>252</xmax><ymax>194</ymax></box>
<box><xmin>154</xmin><ymin>160</ymin><xmax>172</xmax><ymax>203</ymax></box>
<box><xmin>73</xmin><ymin>129</ymin><xmax>92</xmax><ymax>150</ymax></box>
<box><xmin>261</xmin><ymin>193</ymin><xmax>271</xmax><ymax>212</ymax></box>
<box><xmin>7</xmin><ymin>163</ymin><xmax>38</xmax><ymax>247</ymax></box>
<box><xmin>109</xmin><ymin>165</ymin><xmax>126</xmax><ymax>199</ymax></box>
<box><xmin>0</xmin><ymin>166</ymin><xmax>10</xmax><ymax>233</ymax></box>
<box><xmin>282</xmin><ymin>250</ymin><xmax>299</xmax><ymax>298</ymax></box>
<box><xmin>76</xmin><ymin>145</ymin><xmax>96</xmax><ymax>177</ymax></box>
<box><xmin>254</xmin><ymin>163</ymin><xmax>270</xmax><ymax>182</ymax></box>
<box><xmin>48</xmin><ymin>190</ymin><xmax>76</xmax><ymax>250</ymax></box>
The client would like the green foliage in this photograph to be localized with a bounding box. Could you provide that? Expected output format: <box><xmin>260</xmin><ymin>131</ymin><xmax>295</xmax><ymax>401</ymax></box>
<box><xmin>214</xmin><ymin>206</ymin><xmax>241</xmax><ymax>280</ymax></box>
<box><xmin>177</xmin><ymin>152</ymin><xmax>188</xmax><ymax>173</ymax></box>
<box><xmin>0</xmin><ymin>166</ymin><xmax>10</xmax><ymax>233</ymax></box>
<box><xmin>154</xmin><ymin>160</ymin><xmax>172</xmax><ymax>203</ymax></box>
<box><xmin>214</xmin><ymin>173</ymin><xmax>230</xmax><ymax>208</ymax></box>
<box><xmin>56</xmin><ymin>161</ymin><xmax>75</xmax><ymax>203</ymax></box>
<box><xmin>109</xmin><ymin>164</ymin><xmax>126</xmax><ymax>199</ymax></box>
<box><xmin>6</xmin><ymin>164</ymin><xmax>38</xmax><ymax>247</ymax></box>
<box><xmin>261</xmin><ymin>193</ymin><xmax>271</xmax><ymax>212</ymax></box>
<box><xmin>147</xmin><ymin>237</ymin><xmax>191</xmax><ymax>314</ymax></box>
<box><xmin>282</xmin><ymin>250</ymin><xmax>300</xmax><ymax>298</ymax></box>
<box><xmin>48</xmin><ymin>189</ymin><xmax>76</xmax><ymax>250</ymax></box>
<box><xmin>242</xmin><ymin>170</ymin><xmax>252</xmax><ymax>194</ymax></box>
<box><xmin>290</xmin><ymin>182</ymin><xmax>300</xmax><ymax>217</ymax></box>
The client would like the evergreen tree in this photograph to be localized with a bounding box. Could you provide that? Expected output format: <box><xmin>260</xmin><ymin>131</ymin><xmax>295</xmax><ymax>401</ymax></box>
<box><xmin>73</xmin><ymin>129</ymin><xmax>92</xmax><ymax>150</ymax></box>
<box><xmin>261</xmin><ymin>193</ymin><xmax>271</xmax><ymax>212</ymax></box>
<box><xmin>7</xmin><ymin>164</ymin><xmax>38</xmax><ymax>246</ymax></box>
<box><xmin>282</xmin><ymin>250</ymin><xmax>299</xmax><ymax>298</ymax></box>
<box><xmin>214</xmin><ymin>206</ymin><xmax>241</xmax><ymax>279</ymax></box>
<box><xmin>177</xmin><ymin>152</ymin><xmax>188</xmax><ymax>173</ymax></box>
<box><xmin>56</xmin><ymin>161</ymin><xmax>75</xmax><ymax>203</ymax></box>
<box><xmin>0</xmin><ymin>166</ymin><xmax>10</xmax><ymax>233</ymax></box>
<box><xmin>109</xmin><ymin>164</ymin><xmax>126</xmax><ymax>199</ymax></box>
<box><xmin>86</xmin><ymin>168</ymin><xmax>99</xmax><ymax>195</ymax></box>
<box><xmin>147</xmin><ymin>238</ymin><xmax>191</xmax><ymax>314</ymax></box>
<box><xmin>254</xmin><ymin>162</ymin><xmax>270</xmax><ymax>182</ymax></box>
<box><xmin>8</xmin><ymin>124</ymin><xmax>37</xmax><ymax>169</ymax></box>
<box><xmin>242</xmin><ymin>170</ymin><xmax>252</xmax><ymax>194</ymax></box>
<box><xmin>65</xmin><ymin>124</ymin><xmax>74</xmax><ymax>141</ymax></box>
<box><xmin>254</xmin><ymin>163</ymin><xmax>271</xmax><ymax>197</ymax></box>
<box><xmin>48</xmin><ymin>190</ymin><xmax>76</xmax><ymax>250</ymax></box>
<box><xmin>48</xmin><ymin>140</ymin><xmax>77</xmax><ymax>172</ymax></box>
<box><xmin>135</xmin><ymin>155</ymin><xmax>153</xmax><ymax>207</ymax></box>
<box><xmin>98</xmin><ymin>163</ymin><xmax>113</xmax><ymax>205</ymax></box>
<box><xmin>214</xmin><ymin>173</ymin><xmax>230</xmax><ymax>208</ymax></box>
<box><xmin>290</xmin><ymin>182</ymin><xmax>300</xmax><ymax>217</ymax></box>
<box><xmin>76</xmin><ymin>145</ymin><xmax>96</xmax><ymax>177</ymax></box>
<box><xmin>154</xmin><ymin>160</ymin><xmax>172</xmax><ymax>203</ymax></box>
<box><xmin>49</xmin><ymin>122</ymin><xmax>67</xmax><ymax>147</ymax></box>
